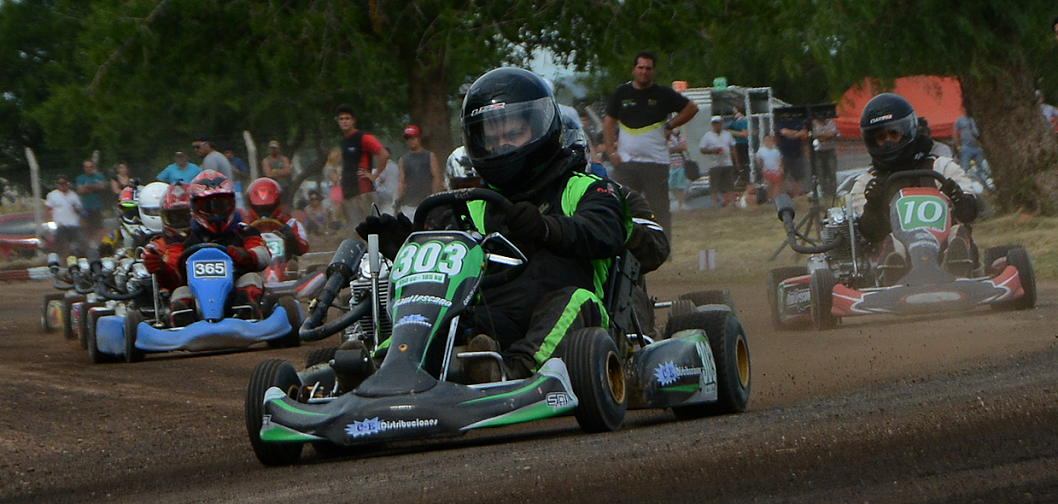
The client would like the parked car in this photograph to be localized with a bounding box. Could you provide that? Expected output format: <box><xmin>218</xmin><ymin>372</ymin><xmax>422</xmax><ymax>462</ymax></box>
<box><xmin>0</xmin><ymin>211</ymin><xmax>55</xmax><ymax>259</ymax></box>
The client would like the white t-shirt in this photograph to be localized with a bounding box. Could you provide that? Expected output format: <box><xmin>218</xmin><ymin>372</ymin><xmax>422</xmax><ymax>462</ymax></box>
<box><xmin>698</xmin><ymin>130</ymin><xmax>735</xmax><ymax>168</ymax></box>
<box><xmin>756</xmin><ymin>146</ymin><xmax>781</xmax><ymax>174</ymax></box>
<box><xmin>46</xmin><ymin>189</ymin><xmax>83</xmax><ymax>227</ymax></box>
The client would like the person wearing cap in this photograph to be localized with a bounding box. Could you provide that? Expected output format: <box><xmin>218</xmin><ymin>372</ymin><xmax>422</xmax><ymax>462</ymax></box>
<box><xmin>699</xmin><ymin>116</ymin><xmax>738</xmax><ymax>208</ymax></box>
<box><xmin>45</xmin><ymin>174</ymin><xmax>85</xmax><ymax>258</ymax></box>
<box><xmin>157</xmin><ymin>151</ymin><xmax>201</xmax><ymax>184</ymax></box>
<box><xmin>395</xmin><ymin>124</ymin><xmax>442</xmax><ymax>217</ymax></box>
<box><xmin>262</xmin><ymin>140</ymin><xmax>293</xmax><ymax>193</ymax></box>
<box><xmin>193</xmin><ymin>135</ymin><xmax>234</xmax><ymax>181</ymax></box>
<box><xmin>335</xmin><ymin>104</ymin><xmax>390</xmax><ymax>226</ymax></box>
<box><xmin>603</xmin><ymin>51</ymin><xmax>698</xmax><ymax>236</ymax></box>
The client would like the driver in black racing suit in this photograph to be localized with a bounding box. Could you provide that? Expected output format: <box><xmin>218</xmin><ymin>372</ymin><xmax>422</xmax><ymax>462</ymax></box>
<box><xmin>358</xmin><ymin>67</ymin><xmax>631</xmax><ymax>384</ymax></box>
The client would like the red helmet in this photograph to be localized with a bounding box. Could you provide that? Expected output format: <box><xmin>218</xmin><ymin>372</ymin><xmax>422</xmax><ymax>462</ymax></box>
<box><xmin>118</xmin><ymin>186</ymin><xmax>139</xmax><ymax>226</ymax></box>
<box><xmin>188</xmin><ymin>170</ymin><xmax>236</xmax><ymax>234</ymax></box>
<box><xmin>161</xmin><ymin>183</ymin><xmax>192</xmax><ymax>241</ymax></box>
<box><xmin>246</xmin><ymin>177</ymin><xmax>282</xmax><ymax>221</ymax></box>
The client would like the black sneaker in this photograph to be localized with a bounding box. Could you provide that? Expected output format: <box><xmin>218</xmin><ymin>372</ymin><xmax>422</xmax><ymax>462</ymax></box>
<box><xmin>943</xmin><ymin>237</ymin><xmax>974</xmax><ymax>278</ymax></box>
<box><xmin>878</xmin><ymin>252</ymin><xmax>907</xmax><ymax>286</ymax></box>
<box><xmin>464</xmin><ymin>334</ymin><xmax>502</xmax><ymax>384</ymax></box>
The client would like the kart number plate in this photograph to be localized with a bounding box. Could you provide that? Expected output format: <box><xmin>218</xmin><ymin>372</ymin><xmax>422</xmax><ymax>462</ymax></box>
<box><xmin>896</xmin><ymin>195</ymin><xmax>948</xmax><ymax>232</ymax></box>
<box><xmin>192</xmin><ymin>260</ymin><xmax>228</xmax><ymax>278</ymax></box>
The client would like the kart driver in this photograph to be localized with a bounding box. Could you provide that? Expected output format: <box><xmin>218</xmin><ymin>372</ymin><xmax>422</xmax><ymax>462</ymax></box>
<box><xmin>245</xmin><ymin>177</ymin><xmax>310</xmax><ymax>260</ymax></box>
<box><xmin>848</xmin><ymin>93</ymin><xmax>979</xmax><ymax>283</ymax></box>
<box><xmin>357</xmin><ymin>67</ymin><xmax>632</xmax><ymax>384</ymax></box>
<box><xmin>142</xmin><ymin>182</ymin><xmax>193</xmax><ymax>293</ymax></box>
<box><xmin>98</xmin><ymin>184</ymin><xmax>152</xmax><ymax>258</ymax></box>
<box><xmin>152</xmin><ymin>170</ymin><xmax>271</xmax><ymax>325</ymax></box>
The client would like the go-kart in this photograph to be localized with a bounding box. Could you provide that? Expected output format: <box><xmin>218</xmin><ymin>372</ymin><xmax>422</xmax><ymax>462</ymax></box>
<box><xmin>251</xmin><ymin>217</ymin><xmax>327</xmax><ymax>300</ymax></box>
<box><xmin>769</xmin><ymin>169</ymin><xmax>1036</xmax><ymax>331</ymax></box>
<box><xmin>41</xmin><ymin>253</ymin><xmax>95</xmax><ymax>342</ymax></box>
<box><xmin>88</xmin><ymin>242</ymin><xmax>303</xmax><ymax>363</ymax></box>
<box><xmin>245</xmin><ymin>188</ymin><xmax>752</xmax><ymax>466</ymax></box>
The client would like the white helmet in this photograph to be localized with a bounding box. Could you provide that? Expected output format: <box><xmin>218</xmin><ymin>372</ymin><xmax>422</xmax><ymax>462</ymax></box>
<box><xmin>444</xmin><ymin>146</ymin><xmax>480</xmax><ymax>190</ymax></box>
<box><xmin>137</xmin><ymin>182</ymin><xmax>169</xmax><ymax>232</ymax></box>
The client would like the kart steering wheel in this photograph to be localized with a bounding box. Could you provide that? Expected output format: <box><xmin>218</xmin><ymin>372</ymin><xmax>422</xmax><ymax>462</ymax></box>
<box><xmin>249</xmin><ymin>218</ymin><xmax>284</xmax><ymax>233</ymax></box>
<box><xmin>412</xmin><ymin>188</ymin><xmax>526</xmax><ymax>289</ymax></box>
<box><xmin>877</xmin><ymin>169</ymin><xmax>948</xmax><ymax>192</ymax></box>
<box><xmin>177</xmin><ymin>242</ymin><xmax>229</xmax><ymax>266</ymax></box>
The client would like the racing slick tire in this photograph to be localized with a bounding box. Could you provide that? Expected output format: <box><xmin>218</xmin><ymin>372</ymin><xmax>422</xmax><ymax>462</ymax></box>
<box><xmin>678</xmin><ymin>290</ymin><xmax>736</xmax><ymax>311</ymax></box>
<box><xmin>810</xmin><ymin>269</ymin><xmax>837</xmax><ymax>331</ymax></box>
<box><xmin>41</xmin><ymin>293</ymin><xmax>65</xmax><ymax>334</ymax></box>
<box><xmin>668</xmin><ymin>299</ymin><xmax>696</xmax><ymax>319</ymax></box>
<box><xmin>267</xmin><ymin>296</ymin><xmax>302</xmax><ymax>348</ymax></box>
<box><xmin>767</xmin><ymin>266</ymin><xmax>808</xmax><ymax>330</ymax></box>
<box><xmin>993</xmin><ymin>246</ymin><xmax>1036</xmax><ymax>311</ymax></box>
<box><xmin>87</xmin><ymin>308</ymin><xmax>116</xmax><ymax>364</ymax></box>
<box><xmin>565</xmin><ymin>328</ymin><xmax>627</xmax><ymax>433</ymax></box>
<box><xmin>61</xmin><ymin>294</ymin><xmax>86</xmax><ymax>341</ymax></box>
<box><xmin>246</xmin><ymin>359</ymin><xmax>304</xmax><ymax>466</ymax></box>
<box><xmin>78</xmin><ymin>301</ymin><xmax>105</xmax><ymax>350</ymax></box>
<box><xmin>664</xmin><ymin>309</ymin><xmax>752</xmax><ymax>418</ymax></box>
<box><xmin>124</xmin><ymin>310</ymin><xmax>145</xmax><ymax>363</ymax></box>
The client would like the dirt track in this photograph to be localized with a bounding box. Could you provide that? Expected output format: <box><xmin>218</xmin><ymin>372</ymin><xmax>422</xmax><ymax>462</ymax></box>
<box><xmin>2</xmin><ymin>264</ymin><xmax>1057</xmax><ymax>503</ymax></box>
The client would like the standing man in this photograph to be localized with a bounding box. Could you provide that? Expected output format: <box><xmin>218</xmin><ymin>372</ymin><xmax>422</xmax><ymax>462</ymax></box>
<box><xmin>76</xmin><ymin>159</ymin><xmax>107</xmax><ymax>240</ymax></box>
<box><xmin>810</xmin><ymin>115</ymin><xmax>841</xmax><ymax>198</ymax></box>
<box><xmin>193</xmin><ymin>136</ymin><xmax>234</xmax><ymax>181</ymax></box>
<box><xmin>335</xmin><ymin>104</ymin><xmax>390</xmax><ymax>226</ymax></box>
<box><xmin>395</xmin><ymin>125</ymin><xmax>443</xmax><ymax>217</ymax></box>
<box><xmin>776</xmin><ymin>115</ymin><xmax>809</xmax><ymax>197</ymax></box>
<box><xmin>224</xmin><ymin>148</ymin><xmax>250</xmax><ymax>210</ymax></box>
<box><xmin>157</xmin><ymin>151</ymin><xmax>201</xmax><ymax>184</ymax></box>
<box><xmin>952</xmin><ymin>114</ymin><xmax>985</xmax><ymax>172</ymax></box>
<box><xmin>46</xmin><ymin>174</ymin><xmax>85</xmax><ymax>257</ymax></box>
<box><xmin>262</xmin><ymin>140</ymin><xmax>294</xmax><ymax>191</ymax></box>
<box><xmin>728</xmin><ymin>106</ymin><xmax>751</xmax><ymax>189</ymax></box>
<box><xmin>699</xmin><ymin>116</ymin><xmax>738</xmax><ymax>208</ymax></box>
<box><xmin>603</xmin><ymin>51</ymin><xmax>698</xmax><ymax>236</ymax></box>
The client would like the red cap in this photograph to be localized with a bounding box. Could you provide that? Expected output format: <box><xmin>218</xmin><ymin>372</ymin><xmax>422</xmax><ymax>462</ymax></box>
<box><xmin>403</xmin><ymin>125</ymin><xmax>421</xmax><ymax>138</ymax></box>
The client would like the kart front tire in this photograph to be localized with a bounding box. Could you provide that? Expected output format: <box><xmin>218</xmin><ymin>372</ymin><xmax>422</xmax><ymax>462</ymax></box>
<box><xmin>61</xmin><ymin>294</ymin><xmax>86</xmax><ymax>341</ymax></box>
<box><xmin>246</xmin><ymin>359</ymin><xmax>304</xmax><ymax>466</ymax></box>
<box><xmin>810</xmin><ymin>269</ymin><xmax>837</xmax><ymax>331</ymax></box>
<box><xmin>41</xmin><ymin>293</ymin><xmax>65</xmax><ymax>334</ymax></box>
<box><xmin>767</xmin><ymin>266</ymin><xmax>808</xmax><ymax>330</ymax></box>
<box><xmin>565</xmin><ymin>328</ymin><xmax>626</xmax><ymax>433</ymax></box>
<box><xmin>87</xmin><ymin>308</ymin><xmax>116</xmax><ymax>364</ymax></box>
<box><xmin>124</xmin><ymin>310</ymin><xmax>144</xmax><ymax>363</ymax></box>
<box><xmin>664</xmin><ymin>309</ymin><xmax>752</xmax><ymax>418</ymax></box>
<box><xmin>78</xmin><ymin>302</ymin><xmax>105</xmax><ymax>350</ymax></box>
<box><xmin>993</xmin><ymin>246</ymin><xmax>1036</xmax><ymax>311</ymax></box>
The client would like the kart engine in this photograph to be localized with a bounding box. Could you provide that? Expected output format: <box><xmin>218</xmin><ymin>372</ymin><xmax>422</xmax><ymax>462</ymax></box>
<box><xmin>342</xmin><ymin>255</ymin><xmax>393</xmax><ymax>346</ymax></box>
<box><xmin>815</xmin><ymin>205</ymin><xmax>869</xmax><ymax>285</ymax></box>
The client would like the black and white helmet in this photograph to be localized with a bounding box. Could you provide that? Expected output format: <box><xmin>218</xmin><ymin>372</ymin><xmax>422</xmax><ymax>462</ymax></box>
<box><xmin>859</xmin><ymin>93</ymin><xmax>923</xmax><ymax>171</ymax></box>
<box><xmin>444</xmin><ymin>146</ymin><xmax>481</xmax><ymax>190</ymax></box>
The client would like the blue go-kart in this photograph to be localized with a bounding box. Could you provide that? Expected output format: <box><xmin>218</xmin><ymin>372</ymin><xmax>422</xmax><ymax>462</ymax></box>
<box><xmin>90</xmin><ymin>243</ymin><xmax>302</xmax><ymax>363</ymax></box>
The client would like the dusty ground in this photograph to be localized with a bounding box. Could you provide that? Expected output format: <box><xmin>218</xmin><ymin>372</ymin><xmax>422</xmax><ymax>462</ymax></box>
<box><xmin>2</xmin><ymin>253</ymin><xmax>1057</xmax><ymax>503</ymax></box>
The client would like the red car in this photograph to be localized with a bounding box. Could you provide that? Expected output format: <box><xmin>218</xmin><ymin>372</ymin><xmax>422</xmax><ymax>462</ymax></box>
<box><xmin>0</xmin><ymin>211</ymin><xmax>55</xmax><ymax>260</ymax></box>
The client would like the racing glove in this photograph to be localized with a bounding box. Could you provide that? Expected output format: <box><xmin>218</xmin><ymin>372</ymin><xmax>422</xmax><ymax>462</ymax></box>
<box><xmin>506</xmin><ymin>201</ymin><xmax>562</xmax><ymax>248</ymax></box>
<box><xmin>227</xmin><ymin>245</ymin><xmax>257</xmax><ymax>269</ymax></box>
<box><xmin>142</xmin><ymin>247</ymin><xmax>164</xmax><ymax>274</ymax></box>
<box><xmin>863</xmin><ymin>176</ymin><xmax>886</xmax><ymax>206</ymax></box>
<box><xmin>940</xmin><ymin>178</ymin><xmax>963</xmax><ymax>205</ymax></box>
<box><xmin>941</xmin><ymin>178</ymin><xmax>978</xmax><ymax>224</ymax></box>
<box><xmin>355</xmin><ymin>212</ymin><xmax>413</xmax><ymax>259</ymax></box>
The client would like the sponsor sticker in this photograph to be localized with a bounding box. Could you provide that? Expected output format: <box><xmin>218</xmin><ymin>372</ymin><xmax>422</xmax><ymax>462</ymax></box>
<box><xmin>546</xmin><ymin>392</ymin><xmax>572</xmax><ymax>410</ymax></box>
<box><xmin>470</xmin><ymin>103</ymin><xmax>505</xmax><ymax>117</ymax></box>
<box><xmin>394</xmin><ymin>314</ymin><xmax>432</xmax><ymax>329</ymax></box>
<box><xmin>654</xmin><ymin>361</ymin><xmax>702</xmax><ymax>387</ymax></box>
<box><xmin>395</xmin><ymin>272</ymin><xmax>446</xmax><ymax>289</ymax></box>
<box><xmin>192</xmin><ymin>260</ymin><xmax>228</xmax><ymax>278</ymax></box>
<box><xmin>345</xmin><ymin>417</ymin><xmax>439</xmax><ymax>438</ymax></box>
<box><xmin>394</xmin><ymin>295</ymin><xmax>453</xmax><ymax>309</ymax></box>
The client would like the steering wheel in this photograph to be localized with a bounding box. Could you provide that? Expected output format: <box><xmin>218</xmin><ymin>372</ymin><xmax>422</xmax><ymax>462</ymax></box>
<box><xmin>250</xmin><ymin>217</ymin><xmax>284</xmax><ymax>233</ymax></box>
<box><xmin>411</xmin><ymin>188</ymin><xmax>525</xmax><ymax>289</ymax></box>
<box><xmin>177</xmin><ymin>242</ymin><xmax>228</xmax><ymax>266</ymax></box>
<box><xmin>879</xmin><ymin>169</ymin><xmax>948</xmax><ymax>190</ymax></box>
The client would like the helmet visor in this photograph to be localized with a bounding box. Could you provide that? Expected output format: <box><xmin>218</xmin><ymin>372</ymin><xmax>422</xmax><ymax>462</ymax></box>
<box><xmin>162</xmin><ymin>208</ymin><xmax>191</xmax><ymax>230</ymax></box>
<box><xmin>463</xmin><ymin>97</ymin><xmax>557</xmax><ymax>160</ymax></box>
<box><xmin>140</xmin><ymin>206</ymin><xmax>162</xmax><ymax>218</ymax></box>
<box><xmin>194</xmin><ymin>195</ymin><xmax>234</xmax><ymax>217</ymax></box>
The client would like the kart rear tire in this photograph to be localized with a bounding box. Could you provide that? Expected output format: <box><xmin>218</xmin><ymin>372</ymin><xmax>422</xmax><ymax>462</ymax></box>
<box><xmin>41</xmin><ymin>293</ymin><xmax>65</xmax><ymax>334</ymax></box>
<box><xmin>668</xmin><ymin>299</ymin><xmax>697</xmax><ymax>319</ymax></box>
<box><xmin>664</xmin><ymin>309</ymin><xmax>752</xmax><ymax>418</ymax></box>
<box><xmin>565</xmin><ymin>328</ymin><xmax>626</xmax><ymax>433</ymax></box>
<box><xmin>78</xmin><ymin>302</ymin><xmax>105</xmax><ymax>350</ymax></box>
<box><xmin>767</xmin><ymin>266</ymin><xmax>808</xmax><ymax>330</ymax></box>
<box><xmin>61</xmin><ymin>295</ymin><xmax>86</xmax><ymax>341</ymax></box>
<box><xmin>124</xmin><ymin>310</ymin><xmax>144</xmax><ymax>363</ymax></box>
<box><xmin>678</xmin><ymin>290</ymin><xmax>736</xmax><ymax>311</ymax></box>
<box><xmin>993</xmin><ymin>247</ymin><xmax>1036</xmax><ymax>311</ymax></box>
<box><xmin>810</xmin><ymin>269</ymin><xmax>837</xmax><ymax>331</ymax></box>
<box><xmin>87</xmin><ymin>308</ymin><xmax>116</xmax><ymax>364</ymax></box>
<box><xmin>267</xmin><ymin>296</ymin><xmax>301</xmax><ymax>348</ymax></box>
<box><xmin>246</xmin><ymin>359</ymin><xmax>304</xmax><ymax>466</ymax></box>
<box><xmin>304</xmin><ymin>346</ymin><xmax>338</xmax><ymax>368</ymax></box>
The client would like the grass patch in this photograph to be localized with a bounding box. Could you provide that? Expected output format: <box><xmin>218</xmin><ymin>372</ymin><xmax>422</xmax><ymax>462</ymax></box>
<box><xmin>661</xmin><ymin>196</ymin><xmax>1058</xmax><ymax>285</ymax></box>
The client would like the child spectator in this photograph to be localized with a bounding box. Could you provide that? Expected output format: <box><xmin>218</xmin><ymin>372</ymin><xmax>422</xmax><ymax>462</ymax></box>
<box><xmin>756</xmin><ymin>135</ymin><xmax>783</xmax><ymax>203</ymax></box>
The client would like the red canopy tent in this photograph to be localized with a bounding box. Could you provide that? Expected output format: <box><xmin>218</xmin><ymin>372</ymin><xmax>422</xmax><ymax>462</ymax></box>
<box><xmin>835</xmin><ymin>76</ymin><xmax>964</xmax><ymax>139</ymax></box>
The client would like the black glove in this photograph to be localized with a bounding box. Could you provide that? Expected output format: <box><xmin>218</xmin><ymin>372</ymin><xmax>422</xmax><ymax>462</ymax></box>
<box><xmin>940</xmin><ymin>178</ymin><xmax>963</xmax><ymax>205</ymax></box>
<box><xmin>506</xmin><ymin>201</ymin><xmax>562</xmax><ymax>247</ymax></box>
<box><xmin>864</xmin><ymin>176</ymin><xmax>885</xmax><ymax>206</ymax></box>
<box><xmin>355</xmin><ymin>212</ymin><xmax>413</xmax><ymax>259</ymax></box>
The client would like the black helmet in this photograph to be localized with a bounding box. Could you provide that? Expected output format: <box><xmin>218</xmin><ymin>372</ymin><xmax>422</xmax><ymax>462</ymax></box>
<box><xmin>461</xmin><ymin>67</ymin><xmax>563</xmax><ymax>192</ymax></box>
<box><xmin>860</xmin><ymin>93</ymin><xmax>921</xmax><ymax>170</ymax></box>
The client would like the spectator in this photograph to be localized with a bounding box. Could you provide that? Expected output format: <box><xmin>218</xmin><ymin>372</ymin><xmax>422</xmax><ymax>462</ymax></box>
<box><xmin>729</xmin><ymin>106</ymin><xmax>751</xmax><ymax>189</ymax></box>
<box><xmin>224</xmin><ymin>148</ymin><xmax>250</xmax><ymax>210</ymax></box>
<box><xmin>76</xmin><ymin>159</ymin><xmax>108</xmax><ymax>240</ymax></box>
<box><xmin>322</xmin><ymin>148</ymin><xmax>344</xmax><ymax>226</ymax></box>
<box><xmin>302</xmin><ymin>189</ymin><xmax>331</xmax><ymax>236</ymax></box>
<box><xmin>666</xmin><ymin>126</ymin><xmax>689</xmax><ymax>211</ymax></box>
<box><xmin>395</xmin><ymin>125</ymin><xmax>443</xmax><ymax>217</ymax></box>
<box><xmin>919</xmin><ymin>117</ymin><xmax>953</xmax><ymax>157</ymax></box>
<box><xmin>699</xmin><ymin>116</ymin><xmax>738</xmax><ymax>208</ymax></box>
<box><xmin>193</xmin><ymin>135</ymin><xmax>233</xmax><ymax>181</ymax></box>
<box><xmin>45</xmin><ymin>174</ymin><xmax>84</xmax><ymax>258</ymax></box>
<box><xmin>579</xmin><ymin>109</ymin><xmax>604</xmax><ymax>165</ymax></box>
<box><xmin>1036</xmin><ymin>90</ymin><xmax>1058</xmax><ymax>132</ymax></box>
<box><xmin>157</xmin><ymin>151</ymin><xmax>201</xmax><ymax>184</ymax></box>
<box><xmin>952</xmin><ymin>114</ymin><xmax>985</xmax><ymax>172</ymax></box>
<box><xmin>335</xmin><ymin>104</ymin><xmax>390</xmax><ymax>226</ymax></box>
<box><xmin>776</xmin><ymin>115</ymin><xmax>809</xmax><ymax>196</ymax></box>
<box><xmin>810</xmin><ymin>115</ymin><xmax>841</xmax><ymax>197</ymax></box>
<box><xmin>110</xmin><ymin>162</ymin><xmax>133</xmax><ymax>195</ymax></box>
<box><xmin>603</xmin><ymin>51</ymin><xmax>699</xmax><ymax>236</ymax></box>
<box><xmin>262</xmin><ymin>140</ymin><xmax>294</xmax><ymax>191</ymax></box>
<box><xmin>756</xmin><ymin>135</ymin><xmax>783</xmax><ymax>203</ymax></box>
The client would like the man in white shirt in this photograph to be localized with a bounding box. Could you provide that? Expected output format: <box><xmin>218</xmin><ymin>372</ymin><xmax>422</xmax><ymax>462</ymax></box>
<box><xmin>45</xmin><ymin>174</ymin><xmax>85</xmax><ymax>257</ymax></box>
<box><xmin>699</xmin><ymin>116</ymin><xmax>737</xmax><ymax>208</ymax></box>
